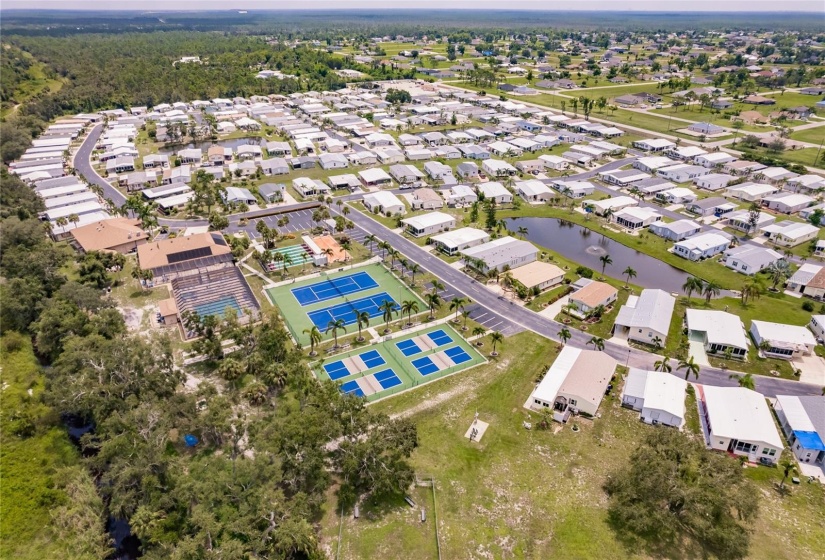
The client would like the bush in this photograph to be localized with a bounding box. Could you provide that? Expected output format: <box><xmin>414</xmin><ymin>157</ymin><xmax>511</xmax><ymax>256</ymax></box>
<box><xmin>1</xmin><ymin>331</ymin><xmax>27</xmax><ymax>353</ymax></box>
<box><xmin>576</xmin><ymin>266</ymin><xmax>594</xmax><ymax>279</ymax></box>
<box><xmin>802</xmin><ymin>301</ymin><xmax>815</xmax><ymax>312</ymax></box>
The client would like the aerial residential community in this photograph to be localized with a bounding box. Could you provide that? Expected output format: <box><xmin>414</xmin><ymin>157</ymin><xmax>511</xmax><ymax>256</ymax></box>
<box><xmin>1</xmin><ymin>6</ymin><xmax>824</xmax><ymax>560</ymax></box>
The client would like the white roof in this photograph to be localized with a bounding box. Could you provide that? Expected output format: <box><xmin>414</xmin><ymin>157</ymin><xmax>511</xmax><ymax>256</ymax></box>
<box><xmin>728</xmin><ymin>182</ymin><xmax>777</xmax><ymax>197</ymax></box>
<box><xmin>624</xmin><ymin>368</ymin><xmax>687</xmax><ymax>419</ymax></box>
<box><xmin>789</xmin><ymin>263</ymin><xmax>822</xmax><ymax>286</ymax></box>
<box><xmin>592</xmin><ymin>196</ymin><xmax>637</xmax><ymax>211</ymax></box>
<box><xmin>636</xmin><ymin>156</ymin><xmax>675</xmax><ymax>170</ymax></box>
<box><xmin>639</xmin><ymin>138</ymin><xmax>676</xmax><ymax>149</ymax></box>
<box><xmin>702</xmin><ymin>386</ymin><xmax>783</xmax><ymax>449</ymax></box>
<box><xmin>762</xmin><ymin>221</ymin><xmax>819</xmax><ymax>239</ymax></box>
<box><xmin>363</xmin><ymin>190</ymin><xmax>404</xmax><ymax>208</ymax></box>
<box><xmin>686</xmin><ymin>309</ymin><xmax>748</xmax><ymax>350</ymax></box>
<box><xmin>615</xmin><ymin>206</ymin><xmax>661</xmax><ymax>222</ymax></box>
<box><xmin>478</xmin><ymin>181</ymin><xmax>510</xmax><ymax>198</ymax></box>
<box><xmin>775</xmin><ymin>395</ymin><xmax>822</xmax><ymax>435</ymax></box>
<box><xmin>676</xmin><ymin>232</ymin><xmax>729</xmax><ymax>252</ymax></box>
<box><xmin>430</xmin><ymin>227</ymin><xmax>489</xmax><ymax>248</ymax></box>
<box><xmin>358</xmin><ymin>168</ymin><xmax>392</xmax><ymax>183</ymax></box>
<box><xmin>698</xmin><ymin>151</ymin><xmax>736</xmax><ymax>162</ymax></box>
<box><xmin>461</xmin><ymin>236</ymin><xmax>537</xmax><ymax>268</ymax></box>
<box><xmin>614</xmin><ymin>289</ymin><xmax>675</xmax><ymax>335</ymax></box>
<box><xmin>751</xmin><ymin>320</ymin><xmax>816</xmax><ymax>348</ymax></box>
<box><xmin>516</xmin><ymin>180</ymin><xmax>552</xmax><ymax>197</ymax></box>
<box><xmin>538</xmin><ymin>154</ymin><xmax>566</xmax><ymax>164</ymax></box>
<box><xmin>401</xmin><ymin>211</ymin><xmax>455</xmax><ymax>230</ymax></box>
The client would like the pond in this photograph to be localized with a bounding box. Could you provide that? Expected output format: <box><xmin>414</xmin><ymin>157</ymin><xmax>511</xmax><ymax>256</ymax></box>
<box><xmin>507</xmin><ymin>217</ymin><xmax>691</xmax><ymax>293</ymax></box>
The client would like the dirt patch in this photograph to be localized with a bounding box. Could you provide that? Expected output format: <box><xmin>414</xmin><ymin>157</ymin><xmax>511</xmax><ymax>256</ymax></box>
<box><xmin>119</xmin><ymin>306</ymin><xmax>144</xmax><ymax>331</ymax></box>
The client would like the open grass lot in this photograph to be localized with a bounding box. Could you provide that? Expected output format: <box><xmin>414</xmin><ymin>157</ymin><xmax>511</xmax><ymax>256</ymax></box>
<box><xmin>741</xmin><ymin>146</ymin><xmax>823</xmax><ymax>168</ymax></box>
<box><xmin>0</xmin><ymin>337</ymin><xmax>88</xmax><ymax>559</ymax></box>
<box><xmin>789</xmin><ymin>125</ymin><xmax>825</xmax><ymax>145</ymax></box>
<box><xmin>266</xmin><ymin>262</ymin><xmax>424</xmax><ymax>345</ymax></box>
<box><xmin>319</xmin><ymin>332</ymin><xmax>825</xmax><ymax>560</ymax></box>
<box><xmin>651</xmin><ymin>104</ymin><xmax>767</xmax><ymax>132</ymax></box>
<box><xmin>312</xmin><ymin>323</ymin><xmax>484</xmax><ymax>402</ymax></box>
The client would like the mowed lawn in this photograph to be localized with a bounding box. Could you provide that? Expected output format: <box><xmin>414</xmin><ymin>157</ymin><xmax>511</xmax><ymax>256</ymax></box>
<box><xmin>319</xmin><ymin>332</ymin><xmax>825</xmax><ymax>560</ymax></box>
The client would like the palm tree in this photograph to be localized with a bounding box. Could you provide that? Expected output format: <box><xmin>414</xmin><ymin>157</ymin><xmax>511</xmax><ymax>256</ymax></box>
<box><xmin>779</xmin><ymin>457</ymin><xmax>797</xmax><ymax>490</ymax></box>
<box><xmin>654</xmin><ymin>356</ymin><xmax>672</xmax><ymax>372</ymax></box>
<box><xmin>729</xmin><ymin>372</ymin><xmax>755</xmax><ymax>391</ymax></box>
<box><xmin>682</xmin><ymin>276</ymin><xmax>702</xmax><ymax>301</ymax></box>
<box><xmin>355</xmin><ymin>311</ymin><xmax>370</xmax><ymax>342</ymax></box>
<box><xmin>303</xmin><ymin>326</ymin><xmax>322</xmax><ymax>356</ymax></box>
<box><xmin>407</xmin><ymin>263</ymin><xmax>421</xmax><ymax>286</ymax></box>
<box><xmin>703</xmin><ymin>281</ymin><xmax>721</xmax><ymax>304</ymax></box>
<box><xmin>490</xmin><ymin>331</ymin><xmax>504</xmax><ymax>356</ymax></box>
<box><xmin>623</xmin><ymin>266</ymin><xmax>637</xmax><ymax>287</ymax></box>
<box><xmin>424</xmin><ymin>292</ymin><xmax>442</xmax><ymax>320</ymax></box>
<box><xmin>598</xmin><ymin>254</ymin><xmax>612</xmax><ymax>278</ymax></box>
<box><xmin>677</xmin><ymin>356</ymin><xmax>700</xmax><ymax>381</ymax></box>
<box><xmin>378</xmin><ymin>240</ymin><xmax>390</xmax><ymax>261</ymax></box>
<box><xmin>401</xmin><ymin>299</ymin><xmax>419</xmax><ymax>326</ymax></box>
<box><xmin>472</xmin><ymin>326</ymin><xmax>487</xmax><ymax>345</ymax></box>
<box><xmin>651</xmin><ymin>336</ymin><xmax>663</xmax><ymax>351</ymax></box>
<box><xmin>558</xmin><ymin>327</ymin><xmax>571</xmax><ymax>346</ymax></box>
<box><xmin>325</xmin><ymin>319</ymin><xmax>346</xmax><ymax>349</ymax></box>
<box><xmin>461</xmin><ymin>309</ymin><xmax>472</xmax><ymax>331</ymax></box>
<box><xmin>380</xmin><ymin>300</ymin><xmax>397</xmax><ymax>333</ymax></box>
<box><xmin>364</xmin><ymin>234</ymin><xmax>378</xmax><ymax>253</ymax></box>
<box><xmin>430</xmin><ymin>279</ymin><xmax>445</xmax><ymax>295</ymax></box>
<box><xmin>281</xmin><ymin>253</ymin><xmax>293</xmax><ymax>277</ymax></box>
<box><xmin>450</xmin><ymin>297</ymin><xmax>467</xmax><ymax>322</ymax></box>
<box><xmin>516</xmin><ymin>226</ymin><xmax>528</xmax><ymax>239</ymax></box>
<box><xmin>587</xmin><ymin>336</ymin><xmax>605</xmax><ymax>351</ymax></box>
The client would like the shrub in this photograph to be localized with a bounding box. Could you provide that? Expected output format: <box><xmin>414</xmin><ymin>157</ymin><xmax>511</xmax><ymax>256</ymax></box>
<box><xmin>575</xmin><ymin>266</ymin><xmax>594</xmax><ymax>279</ymax></box>
<box><xmin>802</xmin><ymin>301</ymin><xmax>815</xmax><ymax>312</ymax></box>
<box><xmin>1</xmin><ymin>331</ymin><xmax>27</xmax><ymax>353</ymax></box>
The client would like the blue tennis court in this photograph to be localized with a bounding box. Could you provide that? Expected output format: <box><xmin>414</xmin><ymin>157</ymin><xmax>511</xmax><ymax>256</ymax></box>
<box><xmin>428</xmin><ymin>329</ymin><xmax>452</xmax><ymax>346</ymax></box>
<box><xmin>445</xmin><ymin>346</ymin><xmax>472</xmax><ymax>364</ymax></box>
<box><xmin>323</xmin><ymin>360</ymin><xmax>350</xmax><ymax>380</ymax></box>
<box><xmin>291</xmin><ymin>271</ymin><xmax>379</xmax><ymax>306</ymax></box>
<box><xmin>395</xmin><ymin>339</ymin><xmax>422</xmax><ymax>357</ymax></box>
<box><xmin>360</xmin><ymin>350</ymin><xmax>385</xmax><ymax>369</ymax></box>
<box><xmin>307</xmin><ymin>292</ymin><xmax>398</xmax><ymax>328</ymax></box>
<box><xmin>373</xmin><ymin>369</ymin><xmax>403</xmax><ymax>390</ymax></box>
<box><xmin>412</xmin><ymin>356</ymin><xmax>439</xmax><ymax>376</ymax></box>
<box><xmin>340</xmin><ymin>380</ymin><xmax>364</xmax><ymax>397</ymax></box>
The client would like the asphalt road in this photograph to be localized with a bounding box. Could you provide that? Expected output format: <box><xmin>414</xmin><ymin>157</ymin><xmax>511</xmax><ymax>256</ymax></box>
<box><xmin>73</xmin><ymin>123</ymin><xmax>128</xmax><ymax>207</ymax></box>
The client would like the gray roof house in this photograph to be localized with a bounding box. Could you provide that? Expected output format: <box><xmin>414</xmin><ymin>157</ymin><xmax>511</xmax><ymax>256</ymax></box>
<box><xmin>456</xmin><ymin>162</ymin><xmax>480</xmax><ymax>180</ymax></box>
<box><xmin>260</xmin><ymin>158</ymin><xmax>289</xmax><ymax>176</ymax></box>
<box><xmin>648</xmin><ymin>219</ymin><xmax>702</xmax><ymax>241</ymax></box>
<box><xmin>723</xmin><ymin>245</ymin><xmax>783</xmax><ymax>276</ymax></box>
<box><xmin>258</xmin><ymin>183</ymin><xmax>285</xmax><ymax>202</ymax></box>
<box><xmin>613</xmin><ymin>289</ymin><xmax>676</xmax><ymax>346</ymax></box>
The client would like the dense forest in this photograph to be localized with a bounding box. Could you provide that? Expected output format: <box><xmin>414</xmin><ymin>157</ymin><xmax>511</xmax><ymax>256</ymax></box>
<box><xmin>3</xmin><ymin>9</ymin><xmax>824</xmax><ymax>35</ymax></box>
<box><xmin>0</xmin><ymin>167</ymin><xmax>418</xmax><ymax>557</ymax></box>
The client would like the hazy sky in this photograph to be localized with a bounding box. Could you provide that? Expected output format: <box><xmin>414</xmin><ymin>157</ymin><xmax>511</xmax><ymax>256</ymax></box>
<box><xmin>3</xmin><ymin>0</ymin><xmax>823</xmax><ymax>11</ymax></box>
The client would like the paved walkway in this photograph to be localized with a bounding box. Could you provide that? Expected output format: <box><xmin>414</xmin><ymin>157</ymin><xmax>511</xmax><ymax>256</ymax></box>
<box><xmin>537</xmin><ymin>295</ymin><xmax>569</xmax><ymax>320</ymax></box>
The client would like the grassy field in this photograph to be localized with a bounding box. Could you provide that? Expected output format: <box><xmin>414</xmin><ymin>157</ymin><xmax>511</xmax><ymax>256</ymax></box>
<box><xmin>0</xmin><ymin>50</ymin><xmax>64</xmax><ymax>118</ymax></box>
<box><xmin>319</xmin><ymin>332</ymin><xmax>825</xmax><ymax>560</ymax></box>
<box><xmin>312</xmin><ymin>323</ymin><xmax>485</xmax><ymax>402</ymax></box>
<box><xmin>0</xmin><ymin>336</ymin><xmax>91</xmax><ymax>559</ymax></box>
<box><xmin>789</xmin><ymin>125</ymin><xmax>825</xmax><ymax>146</ymax></box>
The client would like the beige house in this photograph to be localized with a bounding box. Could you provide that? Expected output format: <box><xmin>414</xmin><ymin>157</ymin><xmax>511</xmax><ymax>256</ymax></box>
<box><xmin>70</xmin><ymin>218</ymin><xmax>148</xmax><ymax>254</ymax></box>
<box><xmin>508</xmin><ymin>261</ymin><xmax>565</xmax><ymax>292</ymax></box>
<box><xmin>568</xmin><ymin>280</ymin><xmax>618</xmax><ymax>318</ymax></box>
<box><xmin>528</xmin><ymin>346</ymin><xmax>617</xmax><ymax>420</ymax></box>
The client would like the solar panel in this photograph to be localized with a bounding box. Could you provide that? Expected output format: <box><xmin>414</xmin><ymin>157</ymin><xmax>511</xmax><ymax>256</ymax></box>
<box><xmin>166</xmin><ymin>246</ymin><xmax>213</xmax><ymax>264</ymax></box>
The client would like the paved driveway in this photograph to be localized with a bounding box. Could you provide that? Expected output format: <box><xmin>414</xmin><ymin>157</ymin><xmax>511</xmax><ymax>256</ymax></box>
<box><xmin>794</xmin><ymin>353</ymin><xmax>825</xmax><ymax>386</ymax></box>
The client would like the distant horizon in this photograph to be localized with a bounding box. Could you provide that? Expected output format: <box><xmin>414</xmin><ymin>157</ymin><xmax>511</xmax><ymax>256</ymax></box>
<box><xmin>2</xmin><ymin>7</ymin><xmax>823</xmax><ymax>12</ymax></box>
<box><xmin>2</xmin><ymin>0</ymin><xmax>823</xmax><ymax>13</ymax></box>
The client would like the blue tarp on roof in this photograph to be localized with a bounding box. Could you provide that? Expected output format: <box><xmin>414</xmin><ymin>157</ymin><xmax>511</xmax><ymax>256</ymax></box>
<box><xmin>793</xmin><ymin>430</ymin><xmax>825</xmax><ymax>451</ymax></box>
